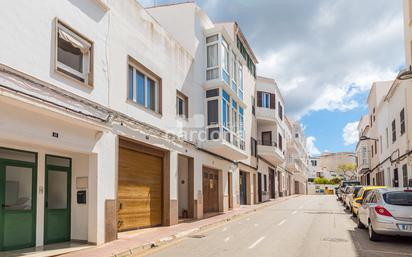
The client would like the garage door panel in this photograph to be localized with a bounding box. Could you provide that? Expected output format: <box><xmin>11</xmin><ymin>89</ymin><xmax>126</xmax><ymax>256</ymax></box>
<box><xmin>118</xmin><ymin>183</ymin><xmax>162</xmax><ymax>194</ymax></box>
<box><xmin>118</xmin><ymin>199</ymin><xmax>162</xmax><ymax>214</ymax></box>
<box><xmin>118</xmin><ymin>188</ymin><xmax>162</xmax><ymax>199</ymax></box>
<box><xmin>118</xmin><ymin>214</ymin><xmax>161</xmax><ymax>230</ymax></box>
<box><xmin>118</xmin><ymin>146</ymin><xmax>163</xmax><ymax>231</ymax></box>
<box><xmin>119</xmin><ymin>174</ymin><xmax>161</xmax><ymax>183</ymax></box>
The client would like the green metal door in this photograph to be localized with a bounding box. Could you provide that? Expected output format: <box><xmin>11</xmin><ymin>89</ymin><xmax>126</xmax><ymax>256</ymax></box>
<box><xmin>44</xmin><ymin>155</ymin><xmax>71</xmax><ymax>244</ymax></box>
<box><xmin>0</xmin><ymin>160</ymin><xmax>37</xmax><ymax>251</ymax></box>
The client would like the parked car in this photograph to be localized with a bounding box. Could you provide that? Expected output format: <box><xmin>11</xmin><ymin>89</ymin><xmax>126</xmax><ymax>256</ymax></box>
<box><xmin>335</xmin><ymin>186</ymin><xmax>340</xmax><ymax>199</ymax></box>
<box><xmin>357</xmin><ymin>188</ymin><xmax>412</xmax><ymax>241</ymax></box>
<box><xmin>345</xmin><ymin>185</ymin><xmax>363</xmax><ymax>210</ymax></box>
<box><xmin>338</xmin><ymin>181</ymin><xmax>361</xmax><ymax>201</ymax></box>
<box><xmin>341</xmin><ymin>186</ymin><xmax>352</xmax><ymax>206</ymax></box>
<box><xmin>352</xmin><ymin>186</ymin><xmax>387</xmax><ymax>217</ymax></box>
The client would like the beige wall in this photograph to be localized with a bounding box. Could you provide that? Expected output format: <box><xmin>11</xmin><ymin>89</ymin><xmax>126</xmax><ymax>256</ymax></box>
<box><xmin>319</xmin><ymin>152</ymin><xmax>356</xmax><ymax>178</ymax></box>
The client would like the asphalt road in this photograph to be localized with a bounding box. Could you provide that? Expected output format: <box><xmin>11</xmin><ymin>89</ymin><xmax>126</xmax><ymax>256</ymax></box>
<box><xmin>138</xmin><ymin>195</ymin><xmax>412</xmax><ymax>257</ymax></box>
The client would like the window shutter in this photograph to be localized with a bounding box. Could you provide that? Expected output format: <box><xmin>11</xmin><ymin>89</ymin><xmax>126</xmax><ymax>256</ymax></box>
<box><xmin>270</xmin><ymin>94</ymin><xmax>276</xmax><ymax>109</ymax></box>
<box><xmin>257</xmin><ymin>91</ymin><xmax>262</xmax><ymax>107</ymax></box>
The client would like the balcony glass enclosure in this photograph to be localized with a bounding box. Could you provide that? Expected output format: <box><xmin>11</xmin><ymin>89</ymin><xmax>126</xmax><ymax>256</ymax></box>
<box><xmin>206</xmin><ymin>34</ymin><xmax>244</xmax><ymax>101</ymax></box>
<box><xmin>206</xmin><ymin>88</ymin><xmax>245</xmax><ymax>150</ymax></box>
<box><xmin>205</xmin><ymin>33</ymin><xmax>246</xmax><ymax>152</ymax></box>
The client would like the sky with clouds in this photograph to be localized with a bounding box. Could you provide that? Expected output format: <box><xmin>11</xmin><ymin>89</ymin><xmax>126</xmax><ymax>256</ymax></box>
<box><xmin>140</xmin><ymin>0</ymin><xmax>405</xmax><ymax>155</ymax></box>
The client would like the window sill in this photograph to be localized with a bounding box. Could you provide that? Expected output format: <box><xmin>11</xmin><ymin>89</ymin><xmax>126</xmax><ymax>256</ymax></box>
<box><xmin>126</xmin><ymin>99</ymin><xmax>162</xmax><ymax>117</ymax></box>
<box><xmin>55</xmin><ymin>67</ymin><xmax>93</xmax><ymax>89</ymax></box>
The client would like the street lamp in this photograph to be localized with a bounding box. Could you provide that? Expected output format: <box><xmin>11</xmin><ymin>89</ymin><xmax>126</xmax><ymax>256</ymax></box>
<box><xmin>359</xmin><ymin>135</ymin><xmax>379</xmax><ymax>142</ymax></box>
<box><xmin>397</xmin><ymin>65</ymin><xmax>412</xmax><ymax>80</ymax></box>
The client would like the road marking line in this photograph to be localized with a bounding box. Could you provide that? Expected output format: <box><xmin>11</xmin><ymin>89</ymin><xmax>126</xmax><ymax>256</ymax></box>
<box><xmin>246</xmin><ymin>218</ymin><xmax>250</xmax><ymax>221</ymax></box>
<box><xmin>278</xmin><ymin>219</ymin><xmax>286</xmax><ymax>226</ymax></box>
<box><xmin>292</xmin><ymin>211</ymin><xmax>297</xmax><ymax>215</ymax></box>
<box><xmin>248</xmin><ymin>236</ymin><xmax>265</xmax><ymax>249</ymax></box>
<box><xmin>299</xmin><ymin>205</ymin><xmax>303</xmax><ymax>209</ymax></box>
<box><xmin>224</xmin><ymin>236</ymin><xmax>230</xmax><ymax>242</ymax></box>
<box><xmin>254</xmin><ymin>223</ymin><xmax>259</xmax><ymax>227</ymax></box>
<box><xmin>222</xmin><ymin>227</ymin><xmax>227</xmax><ymax>232</ymax></box>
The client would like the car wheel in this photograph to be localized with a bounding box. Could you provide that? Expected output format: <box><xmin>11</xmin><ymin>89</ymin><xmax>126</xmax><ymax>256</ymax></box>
<box><xmin>368</xmin><ymin>222</ymin><xmax>380</xmax><ymax>241</ymax></box>
<box><xmin>357</xmin><ymin>217</ymin><xmax>365</xmax><ymax>229</ymax></box>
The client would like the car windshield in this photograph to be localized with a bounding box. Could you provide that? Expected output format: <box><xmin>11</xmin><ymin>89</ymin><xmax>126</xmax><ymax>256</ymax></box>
<box><xmin>383</xmin><ymin>191</ymin><xmax>412</xmax><ymax>206</ymax></box>
<box><xmin>355</xmin><ymin>188</ymin><xmax>364</xmax><ymax>198</ymax></box>
<box><xmin>362</xmin><ymin>189</ymin><xmax>372</xmax><ymax>200</ymax></box>
<box><xmin>353</xmin><ymin>187</ymin><xmax>361</xmax><ymax>195</ymax></box>
<box><xmin>342</xmin><ymin>181</ymin><xmax>360</xmax><ymax>187</ymax></box>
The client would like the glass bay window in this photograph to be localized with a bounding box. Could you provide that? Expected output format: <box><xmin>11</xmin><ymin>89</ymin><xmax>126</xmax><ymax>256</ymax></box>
<box><xmin>239</xmin><ymin>107</ymin><xmax>245</xmax><ymax>150</ymax></box>
<box><xmin>206</xmin><ymin>35</ymin><xmax>219</xmax><ymax>80</ymax></box>
<box><xmin>221</xmin><ymin>38</ymin><xmax>230</xmax><ymax>85</ymax></box>
<box><xmin>231</xmin><ymin>51</ymin><xmax>238</xmax><ymax>93</ymax></box>
<box><xmin>238</xmin><ymin>62</ymin><xmax>243</xmax><ymax>100</ymax></box>
<box><xmin>222</xmin><ymin>90</ymin><xmax>230</xmax><ymax>142</ymax></box>
<box><xmin>206</xmin><ymin>88</ymin><xmax>245</xmax><ymax>150</ymax></box>
<box><xmin>206</xmin><ymin>33</ymin><xmax>245</xmax><ymax>102</ymax></box>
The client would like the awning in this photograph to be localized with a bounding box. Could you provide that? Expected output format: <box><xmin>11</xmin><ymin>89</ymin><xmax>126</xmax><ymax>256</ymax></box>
<box><xmin>58</xmin><ymin>27</ymin><xmax>90</xmax><ymax>54</ymax></box>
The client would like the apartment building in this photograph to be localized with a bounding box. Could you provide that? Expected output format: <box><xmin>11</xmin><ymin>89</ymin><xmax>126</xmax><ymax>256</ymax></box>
<box><xmin>254</xmin><ymin>76</ymin><xmax>288</xmax><ymax>199</ymax></box>
<box><xmin>356</xmin><ymin>79</ymin><xmax>412</xmax><ymax>187</ymax></box>
<box><xmin>355</xmin><ymin>81</ymin><xmax>392</xmax><ymax>185</ymax></box>
<box><xmin>147</xmin><ymin>2</ymin><xmax>259</xmax><ymax>205</ymax></box>
<box><xmin>285</xmin><ymin>119</ymin><xmax>309</xmax><ymax>194</ymax></box>
<box><xmin>308</xmin><ymin>156</ymin><xmax>321</xmax><ymax>179</ymax></box>
<box><xmin>319</xmin><ymin>152</ymin><xmax>356</xmax><ymax>180</ymax></box>
<box><xmin>355</xmin><ymin>0</ymin><xmax>412</xmax><ymax>187</ymax></box>
<box><xmin>0</xmin><ymin>0</ymin><xmax>301</xmax><ymax>251</ymax></box>
<box><xmin>356</xmin><ymin>115</ymin><xmax>371</xmax><ymax>181</ymax></box>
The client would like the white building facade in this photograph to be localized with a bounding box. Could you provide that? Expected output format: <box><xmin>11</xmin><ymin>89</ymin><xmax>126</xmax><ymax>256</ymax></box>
<box><xmin>286</xmin><ymin>119</ymin><xmax>309</xmax><ymax>194</ymax></box>
<box><xmin>254</xmin><ymin>76</ymin><xmax>290</xmax><ymax>199</ymax></box>
<box><xmin>0</xmin><ymin>0</ymin><xmax>301</xmax><ymax>251</ymax></box>
<box><xmin>308</xmin><ymin>156</ymin><xmax>320</xmax><ymax>179</ymax></box>
<box><xmin>355</xmin><ymin>0</ymin><xmax>412</xmax><ymax>187</ymax></box>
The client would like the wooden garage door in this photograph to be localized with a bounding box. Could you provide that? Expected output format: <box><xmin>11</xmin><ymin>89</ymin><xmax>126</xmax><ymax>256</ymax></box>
<box><xmin>118</xmin><ymin>147</ymin><xmax>162</xmax><ymax>231</ymax></box>
<box><xmin>202</xmin><ymin>168</ymin><xmax>219</xmax><ymax>213</ymax></box>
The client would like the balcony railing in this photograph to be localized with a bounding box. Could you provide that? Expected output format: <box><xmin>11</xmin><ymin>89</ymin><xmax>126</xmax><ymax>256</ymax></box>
<box><xmin>257</xmin><ymin>140</ymin><xmax>277</xmax><ymax>148</ymax></box>
<box><xmin>207</xmin><ymin>125</ymin><xmax>245</xmax><ymax>150</ymax></box>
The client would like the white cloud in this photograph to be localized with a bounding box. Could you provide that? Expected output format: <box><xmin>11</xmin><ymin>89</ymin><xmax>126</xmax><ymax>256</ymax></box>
<box><xmin>306</xmin><ymin>136</ymin><xmax>321</xmax><ymax>156</ymax></box>
<box><xmin>199</xmin><ymin>0</ymin><xmax>404</xmax><ymax>119</ymax></box>
<box><xmin>140</xmin><ymin>0</ymin><xmax>404</xmax><ymax>122</ymax></box>
<box><xmin>343</xmin><ymin>121</ymin><xmax>359</xmax><ymax>146</ymax></box>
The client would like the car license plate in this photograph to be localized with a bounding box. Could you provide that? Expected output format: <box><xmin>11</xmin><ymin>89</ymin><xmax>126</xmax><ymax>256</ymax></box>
<box><xmin>398</xmin><ymin>224</ymin><xmax>412</xmax><ymax>231</ymax></box>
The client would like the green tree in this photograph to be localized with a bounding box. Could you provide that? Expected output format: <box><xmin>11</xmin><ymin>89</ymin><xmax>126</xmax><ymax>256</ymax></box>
<box><xmin>337</xmin><ymin>163</ymin><xmax>357</xmax><ymax>180</ymax></box>
<box><xmin>329</xmin><ymin>177</ymin><xmax>342</xmax><ymax>185</ymax></box>
<box><xmin>314</xmin><ymin>177</ymin><xmax>329</xmax><ymax>184</ymax></box>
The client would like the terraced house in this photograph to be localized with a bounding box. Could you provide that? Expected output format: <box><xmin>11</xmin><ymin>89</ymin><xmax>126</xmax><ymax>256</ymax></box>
<box><xmin>0</xmin><ymin>0</ymin><xmax>307</xmax><ymax>251</ymax></box>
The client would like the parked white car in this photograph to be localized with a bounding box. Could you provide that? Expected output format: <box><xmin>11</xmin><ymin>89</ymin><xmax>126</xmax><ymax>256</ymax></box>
<box><xmin>344</xmin><ymin>186</ymin><xmax>363</xmax><ymax>210</ymax></box>
<box><xmin>341</xmin><ymin>187</ymin><xmax>351</xmax><ymax>206</ymax></box>
<box><xmin>357</xmin><ymin>188</ymin><xmax>412</xmax><ymax>241</ymax></box>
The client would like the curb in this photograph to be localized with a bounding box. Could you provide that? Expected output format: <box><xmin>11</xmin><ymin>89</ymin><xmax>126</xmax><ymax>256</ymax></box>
<box><xmin>112</xmin><ymin>194</ymin><xmax>300</xmax><ymax>257</ymax></box>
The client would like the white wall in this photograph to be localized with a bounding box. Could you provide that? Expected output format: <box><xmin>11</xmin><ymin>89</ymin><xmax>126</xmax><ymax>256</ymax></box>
<box><xmin>0</xmin><ymin>0</ymin><xmax>110</xmax><ymax>105</ymax></box>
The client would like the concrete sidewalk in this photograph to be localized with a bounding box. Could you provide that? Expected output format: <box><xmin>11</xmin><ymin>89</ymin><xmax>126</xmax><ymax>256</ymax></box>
<box><xmin>61</xmin><ymin>195</ymin><xmax>299</xmax><ymax>257</ymax></box>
